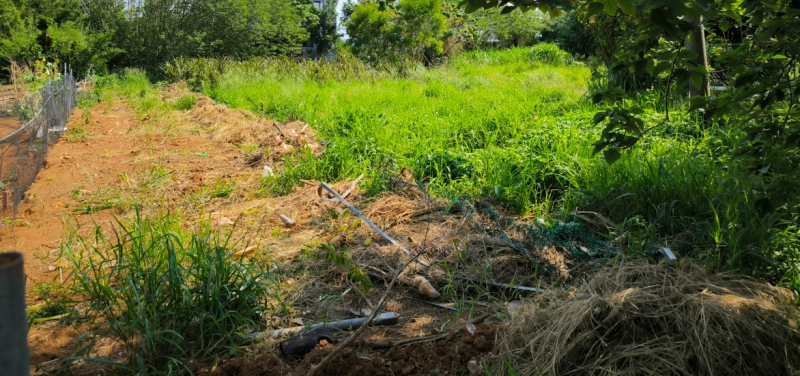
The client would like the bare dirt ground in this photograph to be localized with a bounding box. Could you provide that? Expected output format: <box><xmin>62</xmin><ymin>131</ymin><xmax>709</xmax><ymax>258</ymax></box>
<box><xmin>0</xmin><ymin>116</ymin><xmax>23</xmax><ymax>138</ymax></box>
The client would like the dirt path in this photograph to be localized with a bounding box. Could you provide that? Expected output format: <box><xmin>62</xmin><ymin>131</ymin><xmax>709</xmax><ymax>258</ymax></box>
<box><xmin>1</xmin><ymin>100</ymin><xmax>254</xmax><ymax>372</ymax></box>
<box><xmin>0</xmin><ymin>102</ymin><xmax>244</xmax><ymax>294</ymax></box>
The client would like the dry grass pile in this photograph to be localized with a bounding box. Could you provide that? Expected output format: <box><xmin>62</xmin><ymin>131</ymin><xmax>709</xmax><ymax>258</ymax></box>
<box><xmin>362</xmin><ymin>183</ymin><xmax>443</xmax><ymax>229</ymax></box>
<box><xmin>495</xmin><ymin>261</ymin><xmax>800</xmax><ymax>376</ymax></box>
<box><xmin>189</xmin><ymin>96</ymin><xmax>322</xmax><ymax>157</ymax></box>
<box><xmin>161</xmin><ymin>82</ymin><xmax>192</xmax><ymax>102</ymax></box>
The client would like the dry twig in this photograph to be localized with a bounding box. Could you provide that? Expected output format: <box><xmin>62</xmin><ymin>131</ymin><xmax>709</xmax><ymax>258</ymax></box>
<box><xmin>306</xmin><ymin>251</ymin><xmax>425</xmax><ymax>376</ymax></box>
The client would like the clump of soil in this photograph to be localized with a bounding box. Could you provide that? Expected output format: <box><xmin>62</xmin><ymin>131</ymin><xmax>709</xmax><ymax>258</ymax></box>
<box><xmin>208</xmin><ymin>324</ymin><xmax>496</xmax><ymax>376</ymax></box>
<box><xmin>206</xmin><ymin>353</ymin><xmax>291</xmax><ymax>376</ymax></box>
<box><xmin>495</xmin><ymin>261</ymin><xmax>800</xmax><ymax>376</ymax></box>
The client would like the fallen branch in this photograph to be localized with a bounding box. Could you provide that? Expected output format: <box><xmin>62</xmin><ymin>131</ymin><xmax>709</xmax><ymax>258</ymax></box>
<box><xmin>382</xmin><ymin>205</ymin><xmax>446</xmax><ymax>231</ymax></box>
<box><xmin>455</xmin><ymin>276</ymin><xmax>545</xmax><ymax>294</ymax></box>
<box><xmin>570</xmin><ymin>210</ymin><xmax>618</xmax><ymax>230</ymax></box>
<box><xmin>31</xmin><ymin>313</ymin><xmax>70</xmax><ymax>325</ymax></box>
<box><xmin>318</xmin><ymin>182</ymin><xmax>430</xmax><ymax>267</ymax></box>
<box><xmin>279</xmin><ymin>214</ymin><xmax>296</xmax><ymax>228</ymax></box>
<box><xmin>272</xmin><ymin>120</ymin><xmax>285</xmax><ymax>136</ymax></box>
<box><xmin>231</xmin><ymin>245</ymin><xmax>258</xmax><ymax>260</ymax></box>
<box><xmin>404</xmin><ymin>296</ymin><xmax>458</xmax><ymax>312</ymax></box>
<box><xmin>359</xmin><ymin>333</ymin><xmax>447</xmax><ymax>349</ymax></box>
<box><xmin>306</xmin><ymin>250</ymin><xmax>426</xmax><ymax>376</ymax></box>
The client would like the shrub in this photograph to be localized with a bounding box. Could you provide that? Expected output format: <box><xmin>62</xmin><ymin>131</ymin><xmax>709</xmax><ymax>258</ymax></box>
<box><xmin>530</xmin><ymin>43</ymin><xmax>572</xmax><ymax>65</ymax></box>
<box><xmin>540</xmin><ymin>12</ymin><xmax>596</xmax><ymax>58</ymax></box>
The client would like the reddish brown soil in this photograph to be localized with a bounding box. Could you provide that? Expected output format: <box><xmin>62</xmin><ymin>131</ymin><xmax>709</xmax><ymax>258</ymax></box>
<box><xmin>0</xmin><ymin>101</ymin><xmax>249</xmax><ymax>374</ymax></box>
<box><xmin>0</xmin><ymin>116</ymin><xmax>23</xmax><ymax>138</ymax></box>
<box><xmin>1</xmin><ymin>102</ymin><xmax>247</xmax><ymax>293</ymax></box>
<box><xmin>206</xmin><ymin>324</ymin><xmax>496</xmax><ymax>376</ymax></box>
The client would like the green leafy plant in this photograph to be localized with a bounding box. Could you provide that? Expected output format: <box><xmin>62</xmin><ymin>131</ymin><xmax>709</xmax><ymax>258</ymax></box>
<box><xmin>63</xmin><ymin>210</ymin><xmax>282</xmax><ymax>373</ymax></box>
<box><xmin>530</xmin><ymin>43</ymin><xmax>572</xmax><ymax>65</ymax></box>
<box><xmin>301</xmin><ymin>210</ymin><xmax>372</xmax><ymax>294</ymax></box>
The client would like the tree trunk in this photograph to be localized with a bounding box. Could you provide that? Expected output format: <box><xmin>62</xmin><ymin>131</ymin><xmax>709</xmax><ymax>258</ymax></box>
<box><xmin>0</xmin><ymin>253</ymin><xmax>30</xmax><ymax>376</ymax></box>
<box><xmin>681</xmin><ymin>16</ymin><xmax>710</xmax><ymax>97</ymax></box>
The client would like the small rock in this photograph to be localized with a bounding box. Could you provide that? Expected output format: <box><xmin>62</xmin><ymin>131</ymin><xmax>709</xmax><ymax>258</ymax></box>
<box><xmin>467</xmin><ymin>358</ymin><xmax>482</xmax><ymax>375</ymax></box>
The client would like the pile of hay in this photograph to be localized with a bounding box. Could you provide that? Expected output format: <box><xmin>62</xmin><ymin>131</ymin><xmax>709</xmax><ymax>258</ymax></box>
<box><xmin>188</xmin><ymin>96</ymin><xmax>322</xmax><ymax>157</ymax></box>
<box><xmin>495</xmin><ymin>261</ymin><xmax>800</xmax><ymax>376</ymax></box>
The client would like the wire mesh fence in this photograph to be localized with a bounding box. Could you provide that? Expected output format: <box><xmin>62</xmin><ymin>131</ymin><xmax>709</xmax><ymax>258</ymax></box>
<box><xmin>1</xmin><ymin>68</ymin><xmax>76</xmax><ymax>216</ymax></box>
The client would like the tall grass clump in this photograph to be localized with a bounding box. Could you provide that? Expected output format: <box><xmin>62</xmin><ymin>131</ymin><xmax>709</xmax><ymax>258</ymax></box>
<box><xmin>530</xmin><ymin>43</ymin><xmax>572</xmax><ymax>65</ymax></box>
<box><xmin>173</xmin><ymin>94</ymin><xmax>196</xmax><ymax>111</ymax></box>
<box><xmin>63</xmin><ymin>210</ymin><xmax>281</xmax><ymax>374</ymax></box>
<box><xmin>95</xmin><ymin>69</ymin><xmax>172</xmax><ymax>119</ymax></box>
<box><xmin>164</xmin><ymin>51</ymin><xmax>381</xmax><ymax>88</ymax></box>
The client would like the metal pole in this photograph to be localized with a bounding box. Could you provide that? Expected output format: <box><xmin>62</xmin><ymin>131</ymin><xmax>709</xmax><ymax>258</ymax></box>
<box><xmin>0</xmin><ymin>253</ymin><xmax>30</xmax><ymax>376</ymax></box>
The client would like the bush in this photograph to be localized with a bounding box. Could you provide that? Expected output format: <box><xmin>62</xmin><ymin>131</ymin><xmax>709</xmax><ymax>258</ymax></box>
<box><xmin>63</xmin><ymin>210</ymin><xmax>282</xmax><ymax>373</ymax></box>
<box><xmin>540</xmin><ymin>12</ymin><xmax>596</xmax><ymax>58</ymax></box>
<box><xmin>530</xmin><ymin>43</ymin><xmax>572</xmax><ymax>65</ymax></box>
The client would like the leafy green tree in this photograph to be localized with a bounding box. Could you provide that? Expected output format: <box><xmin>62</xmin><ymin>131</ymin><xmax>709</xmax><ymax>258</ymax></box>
<box><xmin>311</xmin><ymin>0</ymin><xmax>341</xmax><ymax>57</ymax></box>
<box><xmin>466</xmin><ymin>6</ymin><xmax>548</xmax><ymax>47</ymax></box>
<box><xmin>346</xmin><ymin>0</ymin><xmax>448</xmax><ymax>66</ymax></box>
<box><xmin>346</xmin><ymin>2</ymin><xmax>403</xmax><ymax>65</ymax></box>
<box><xmin>0</xmin><ymin>0</ymin><xmax>41</xmax><ymax>74</ymax></box>
<box><xmin>399</xmin><ymin>0</ymin><xmax>448</xmax><ymax>63</ymax></box>
<box><xmin>247</xmin><ymin>0</ymin><xmax>319</xmax><ymax>56</ymax></box>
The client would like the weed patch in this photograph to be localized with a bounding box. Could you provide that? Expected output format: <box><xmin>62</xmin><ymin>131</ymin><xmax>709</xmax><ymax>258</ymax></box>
<box><xmin>173</xmin><ymin>94</ymin><xmax>196</xmax><ymax>111</ymax></box>
<box><xmin>195</xmin><ymin>48</ymin><xmax>800</xmax><ymax>292</ymax></box>
<box><xmin>63</xmin><ymin>210</ymin><xmax>283</xmax><ymax>373</ymax></box>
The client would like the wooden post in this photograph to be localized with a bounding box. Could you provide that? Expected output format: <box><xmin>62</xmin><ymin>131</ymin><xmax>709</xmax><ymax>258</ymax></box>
<box><xmin>2</xmin><ymin>188</ymin><xmax>10</xmax><ymax>213</ymax></box>
<box><xmin>0</xmin><ymin>252</ymin><xmax>30</xmax><ymax>376</ymax></box>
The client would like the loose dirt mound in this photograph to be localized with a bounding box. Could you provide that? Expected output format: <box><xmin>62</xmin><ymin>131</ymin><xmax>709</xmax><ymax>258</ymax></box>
<box><xmin>495</xmin><ymin>261</ymin><xmax>800</xmax><ymax>376</ymax></box>
<box><xmin>189</xmin><ymin>96</ymin><xmax>322</xmax><ymax>159</ymax></box>
<box><xmin>207</xmin><ymin>323</ymin><xmax>496</xmax><ymax>376</ymax></box>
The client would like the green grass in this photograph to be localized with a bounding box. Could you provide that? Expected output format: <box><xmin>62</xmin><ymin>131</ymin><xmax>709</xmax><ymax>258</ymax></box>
<box><xmin>208</xmin><ymin>48</ymin><xmax>593</xmax><ymax>213</ymax></box>
<box><xmin>173</xmin><ymin>94</ymin><xmax>196</xmax><ymax>111</ymax></box>
<box><xmin>195</xmin><ymin>47</ymin><xmax>800</xmax><ymax>292</ymax></box>
<box><xmin>63</xmin><ymin>209</ymin><xmax>283</xmax><ymax>374</ymax></box>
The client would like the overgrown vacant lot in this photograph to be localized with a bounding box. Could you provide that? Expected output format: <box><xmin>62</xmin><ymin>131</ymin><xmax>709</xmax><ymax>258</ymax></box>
<box><xmin>7</xmin><ymin>48</ymin><xmax>800</xmax><ymax>375</ymax></box>
<box><xmin>203</xmin><ymin>48</ymin><xmax>785</xmax><ymax>271</ymax></box>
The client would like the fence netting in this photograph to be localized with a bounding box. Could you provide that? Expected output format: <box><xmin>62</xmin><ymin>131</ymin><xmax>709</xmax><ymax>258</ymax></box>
<box><xmin>1</xmin><ymin>69</ymin><xmax>76</xmax><ymax>216</ymax></box>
